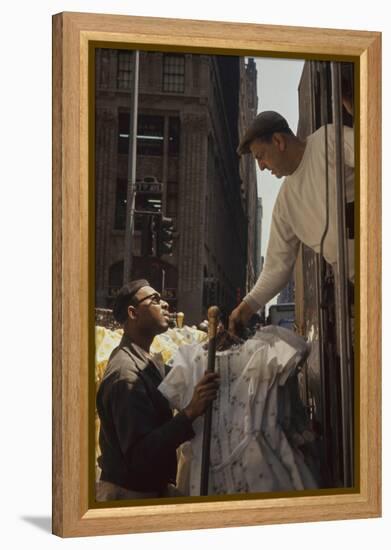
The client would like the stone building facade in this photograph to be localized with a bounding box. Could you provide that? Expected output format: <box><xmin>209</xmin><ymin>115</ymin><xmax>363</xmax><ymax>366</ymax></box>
<box><xmin>95</xmin><ymin>49</ymin><xmax>258</xmax><ymax>325</ymax></box>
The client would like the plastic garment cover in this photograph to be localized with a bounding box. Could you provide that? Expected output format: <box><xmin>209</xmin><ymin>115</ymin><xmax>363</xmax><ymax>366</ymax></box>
<box><xmin>158</xmin><ymin>325</ymin><xmax>318</xmax><ymax>496</ymax></box>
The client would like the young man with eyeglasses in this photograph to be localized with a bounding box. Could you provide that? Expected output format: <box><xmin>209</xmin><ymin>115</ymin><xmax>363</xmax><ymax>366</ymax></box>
<box><xmin>96</xmin><ymin>279</ymin><xmax>219</xmax><ymax>501</ymax></box>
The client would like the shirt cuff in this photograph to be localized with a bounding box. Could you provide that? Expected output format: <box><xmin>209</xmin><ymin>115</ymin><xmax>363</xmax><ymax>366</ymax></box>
<box><xmin>173</xmin><ymin>410</ymin><xmax>195</xmax><ymax>441</ymax></box>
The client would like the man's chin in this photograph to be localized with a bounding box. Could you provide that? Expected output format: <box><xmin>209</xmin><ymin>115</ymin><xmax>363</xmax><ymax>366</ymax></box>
<box><xmin>159</xmin><ymin>319</ymin><xmax>170</xmax><ymax>332</ymax></box>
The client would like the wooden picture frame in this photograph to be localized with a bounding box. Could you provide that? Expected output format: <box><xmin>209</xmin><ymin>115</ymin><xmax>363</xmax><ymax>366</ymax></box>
<box><xmin>52</xmin><ymin>11</ymin><xmax>381</xmax><ymax>538</ymax></box>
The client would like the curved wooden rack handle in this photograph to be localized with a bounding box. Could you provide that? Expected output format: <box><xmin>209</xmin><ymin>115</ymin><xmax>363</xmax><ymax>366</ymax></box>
<box><xmin>207</xmin><ymin>305</ymin><xmax>220</xmax><ymax>343</ymax></box>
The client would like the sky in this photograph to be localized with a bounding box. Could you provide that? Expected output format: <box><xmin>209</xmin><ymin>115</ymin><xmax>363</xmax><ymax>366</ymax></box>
<box><xmin>253</xmin><ymin>57</ymin><xmax>305</xmax><ymax>308</ymax></box>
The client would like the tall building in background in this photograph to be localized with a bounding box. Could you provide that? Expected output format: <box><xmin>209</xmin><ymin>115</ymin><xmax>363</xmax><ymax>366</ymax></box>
<box><xmin>238</xmin><ymin>58</ymin><xmax>259</xmax><ymax>294</ymax></box>
<box><xmin>95</xmin><ymin>50</ymin><xmax>258</xmax><ymax>324</ymax></box>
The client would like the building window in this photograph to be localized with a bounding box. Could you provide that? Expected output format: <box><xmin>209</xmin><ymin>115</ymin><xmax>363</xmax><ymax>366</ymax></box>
<box><xmin>114</xmin><ymin>178</ymin><xmax>127</xmax><ymax>230</ymax></box>
<box><xmin>118</xmin><ymin>112</ymin><xmax>130</xmax><ymax>154</ymax></box>
<box><xmin>163</xmin><ymin>55</ymin><xmax>185</xmax><ymax>93</ymax></box>
<box><xmin>119</xmin><ymin>113</ymin><xmax>176</xmax><ymax>157</ymax></box>
<box><xmin>137</xmin><ymin>115</ymin><xmax>164</xmax><ymax>156</ymax></box>
<box><xmin>117</xmin><ymin>51</ymin><xmax>133</xmax><ymax>89</ymax></box>
<box><xmin>168</xmin><ymin>116</ymin><xmax>180</xmax><ymax>156</ymax></box>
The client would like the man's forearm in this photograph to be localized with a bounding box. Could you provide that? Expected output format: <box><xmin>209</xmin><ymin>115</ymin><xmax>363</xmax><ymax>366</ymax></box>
<box><xmin>243</xmin><ymin>266</ymin><xmax>293</xmax><ymax>311</ymax></box>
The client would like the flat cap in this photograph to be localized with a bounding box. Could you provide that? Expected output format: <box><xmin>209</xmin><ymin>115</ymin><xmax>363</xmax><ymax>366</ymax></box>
<box><xmin>237</xmin><ymin>111</ymin><xmax>290</xmax><ymax>155</ymax></box>
<box><xmin>112</xmin><ymin>279</ymin><xmax>150</xmax><ymax>323</ymax></box>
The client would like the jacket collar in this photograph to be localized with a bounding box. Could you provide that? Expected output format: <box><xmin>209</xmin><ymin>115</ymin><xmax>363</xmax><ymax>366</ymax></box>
<box><xmin>120</xmin><ymin>333</ymin><xmax>164</xmax><ymax>378</ymax></box>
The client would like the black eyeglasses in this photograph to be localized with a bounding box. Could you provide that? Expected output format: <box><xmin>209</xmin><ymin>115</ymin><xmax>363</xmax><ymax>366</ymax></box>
<box><xmin>135</xmin><ymin>292</ymin><xmax>162</xmax><ymax>306</ymax></box>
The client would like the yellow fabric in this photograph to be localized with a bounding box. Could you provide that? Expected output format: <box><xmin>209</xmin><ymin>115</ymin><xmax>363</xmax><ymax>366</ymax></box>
<box><xmin>95</xmin><ymin>325</ymin><xmax>207</xmax><ymax>381</ymax></box>
<box><xmin>95</xmin><ymin>327</ymin><xmax>123</xmax><ymax>385</ymax></box>
<box><xmin>150</xmin><ymin>327</ymin><xmax>207</xmax><ymax>363</ymax></box>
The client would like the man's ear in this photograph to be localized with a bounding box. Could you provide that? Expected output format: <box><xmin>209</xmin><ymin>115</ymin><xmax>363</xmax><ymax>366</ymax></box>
<box><xmin>127</xmin><ymin>305</ymin><xmax>138</xmax><ymax>321</ymax></box>
<box><xmin>272</xmin><ymin>132</ymin><xmax>287</xmax><ymax>152</ymax></box>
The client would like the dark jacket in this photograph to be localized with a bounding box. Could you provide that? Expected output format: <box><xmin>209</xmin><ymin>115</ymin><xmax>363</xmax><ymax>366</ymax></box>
<box><xmin>96</xmin><ymin>334</ymin><xmax>194</xmax><ymax>493</ymax></box>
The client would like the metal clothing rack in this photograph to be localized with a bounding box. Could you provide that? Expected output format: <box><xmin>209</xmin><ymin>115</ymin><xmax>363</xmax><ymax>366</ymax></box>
<box><xmin>200</xmin><ymin>306</ymin><xmax>219</xmax><ymax>496</ymax></box>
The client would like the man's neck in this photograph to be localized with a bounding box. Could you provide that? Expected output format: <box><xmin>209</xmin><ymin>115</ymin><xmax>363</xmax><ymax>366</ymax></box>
<box><xmin>124</xmin><ymin>328</ymin><xmax>153</xmax><ymax>354</ymax></box>
<box><xmin>289</xmin><ymin>138</ymin><xmax>307</xmax><ymax>174</ymax></box>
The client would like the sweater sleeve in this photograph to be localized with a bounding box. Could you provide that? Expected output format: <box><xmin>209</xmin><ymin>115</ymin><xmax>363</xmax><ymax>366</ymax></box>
<box><xmin>243</xmin><ymin>196</ymin><xmax>300</xmax><ymax>312</ymax></box>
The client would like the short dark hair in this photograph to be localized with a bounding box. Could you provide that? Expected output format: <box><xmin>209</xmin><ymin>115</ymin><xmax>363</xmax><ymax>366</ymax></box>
<box><xmin>251</xmin><ymin>128</ymin><xmax>294</xmax><ymax>144</ymax></box>
<box><xmin>112</xmin><ymin>279</ymin><xmax>150</xmax><ymax>323</ymax></box>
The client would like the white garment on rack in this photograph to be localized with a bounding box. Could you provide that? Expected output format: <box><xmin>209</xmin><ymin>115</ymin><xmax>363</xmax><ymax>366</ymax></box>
<box><xmin>159</xmin><ymin>326</ymin><xmax>318</xmax><ymax>496</ymax></box>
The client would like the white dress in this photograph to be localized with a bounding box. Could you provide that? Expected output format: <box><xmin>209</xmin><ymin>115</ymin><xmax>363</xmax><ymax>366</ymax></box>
<box><xmin>158</xmin><ymin>326</ymin><xmax>318</xmax><ymax>496</ymax></box>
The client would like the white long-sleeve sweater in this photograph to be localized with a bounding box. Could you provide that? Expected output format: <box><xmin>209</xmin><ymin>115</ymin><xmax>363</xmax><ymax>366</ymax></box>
<box><xmin>244</xmin><ymin>124</ymin><xmax>355</xmax><ymax>312</ymax></box>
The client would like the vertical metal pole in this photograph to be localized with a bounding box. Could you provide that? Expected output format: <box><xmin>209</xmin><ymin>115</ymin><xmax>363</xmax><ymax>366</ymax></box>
<box><xmin>200</xmin><ymin>306</ymin><xmax>219</xmax><ymax>496</ymax></box>
<box><xmin>123</xmin><ymin>50</ymin><xmax>140</xmax><ymax>284</ymax></box>
<box><xmin>315</xmin><ymin>60</ymin><xmax>329</xmax><ymax>483</ymax></box>
<box><xmin>162</xmin><ymin>116</ymin><xmax>169</xmax><ymax>216</ymax></box>
<box><xmin>161</xmin><ymin>268</ymin><xmax>166</xmax><ymax>296</ymax></box>
<box><xmin>331</xmin><ymin>62</ymin><xmax>353</xmax><ymax>487</ymax></box>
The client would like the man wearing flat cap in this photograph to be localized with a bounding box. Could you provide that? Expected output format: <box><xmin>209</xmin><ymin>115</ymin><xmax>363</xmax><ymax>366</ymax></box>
<box><xmin>96</xmin><ymin>279</ymin><xmax>219</xmax><ymax>501</ymax></box>
<box><xmin>229</xmin><ymin>110</ymin><xmax>355</xmax><ymax>333</ymax></box>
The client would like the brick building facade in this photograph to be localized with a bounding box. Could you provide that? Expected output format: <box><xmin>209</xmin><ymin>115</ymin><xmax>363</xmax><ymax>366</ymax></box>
<box><xmin>95</xmin><ymin>49</ymin><xmax>258</xmax><ymax>325</ymax></box>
